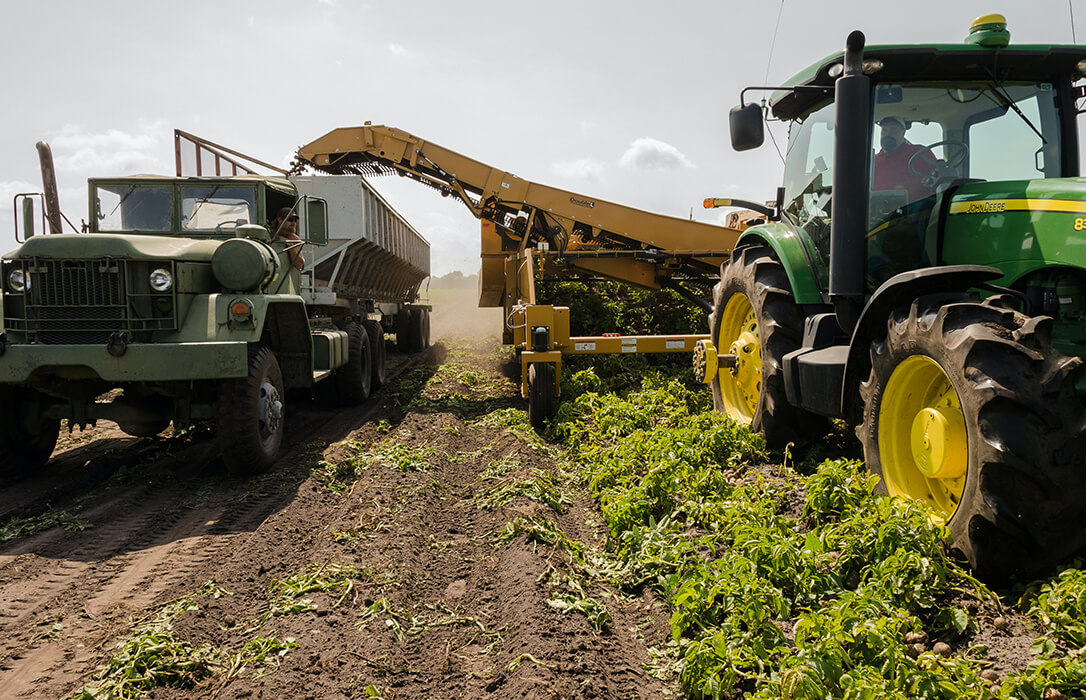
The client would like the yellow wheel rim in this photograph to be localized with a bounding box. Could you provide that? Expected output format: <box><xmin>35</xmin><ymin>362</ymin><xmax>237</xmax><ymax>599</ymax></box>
<box><xmin>717</xmin><ymin>293</ymin><xmax>761</xmax><ymax>424</ymax></box>
<box><xmin>878</xmin><ymin>355</ymin><xmax>968</xmax><ymax>525</ymax></box>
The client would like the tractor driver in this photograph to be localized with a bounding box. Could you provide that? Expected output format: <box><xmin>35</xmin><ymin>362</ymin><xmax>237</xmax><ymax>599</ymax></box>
<box><xmin>872</xmin><ymin>117</ymin><xmax>935</xmax><ymax>203</ymax></box>
<box><xmin>269</xmin><ymin>206</ymin><xmax>305</xmax><ymax>270</ymax></box>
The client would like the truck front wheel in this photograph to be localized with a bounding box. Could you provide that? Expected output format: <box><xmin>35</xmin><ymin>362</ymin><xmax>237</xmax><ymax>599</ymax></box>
<box><xmin>0</xmin><ymin>387</ymin><xmax>60</xmax><ymax>475</ymax></box>
<box><xmin>859</xmin><ymin>294</ymin><xmax>1086</xmax><ymax>580</ymax></box>
<box><xmin>217</xmin><ymin>347</ymin><xmax>285</xmax><ymax>476</ymax></box>
<box><xmin>709</xmin><ymin>244</ymin><xmax>825</xmax><ymax>446</ymax></box>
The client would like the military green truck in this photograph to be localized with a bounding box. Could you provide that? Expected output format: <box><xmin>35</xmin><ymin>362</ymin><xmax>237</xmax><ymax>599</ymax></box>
<box><xmin>3</xmin><ymin>131</ymin><xmax>430</xmax><ymax>476</ymax></box>
<box><xmin>694</xmin><ymin>14</ymin><xmax>1086</xmax><ymax>579</ymax></box>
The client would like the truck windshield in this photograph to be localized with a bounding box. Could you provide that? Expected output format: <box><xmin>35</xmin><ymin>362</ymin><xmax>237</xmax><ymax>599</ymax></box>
<box><xmin>95</xmin><ymin>184</ymin><xmax>173</xmax><ymax>232</ymax></box>
<box><xmin>181</xmin><ymin>186</ymin><xmax>256</xmax><ymax>231</ymax></box>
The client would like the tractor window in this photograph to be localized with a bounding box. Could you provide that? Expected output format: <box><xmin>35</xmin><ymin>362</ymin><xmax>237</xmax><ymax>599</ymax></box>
<box><xmin>95</xmin><ymin>185</ymin><xmax>173</xmax><ymax>232</ymax></box>
<box><xmin>782</xmin><ymin>100</ymin><xmax>836</xmax><ymax>265</ymax></box>
<box><xmin>180</xmin><ymin>186</ymin><xmax>256</xmax><ymax>232</ymax></box>
<box><xmin>967</xmin><ymin>85</ymin><xmax>1060</xmax><ymax>180</ymax></box>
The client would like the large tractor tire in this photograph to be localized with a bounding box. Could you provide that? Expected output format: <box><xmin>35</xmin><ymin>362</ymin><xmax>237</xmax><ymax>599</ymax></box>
<box><xmin>336</xmin><ymin>321</ymin><xmax>373</xmax><ymax>405</ymax></box>
<box><xmin>709</xmin><ymin>243</ymin><xmax>826</xmax><ymax>446</ymax></box>
<box><xmin>527</xmin><ymin>362</ymin><xmax>556</xmax><ymax>430</ymax></box>
<box><xmin>0</xmin><ymin>387</ymin><xmax>60</xmax><ymax>476</ymax></box>
<box><xmin>364</xmin><ymin>320</ymin><xmax>387</xmax><ymax>391</ymax></box>
<box><xmin>859</xmin><ymin>293</ymin><xmax>1086</xmax><ymax>580</ymax></box>
<box><xmin>217</xmin><ymin>347</ymin><xmax>285</xmax><ymax>476</ymax></box>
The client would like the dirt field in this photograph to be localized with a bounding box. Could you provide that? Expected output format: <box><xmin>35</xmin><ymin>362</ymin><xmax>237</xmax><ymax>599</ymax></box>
<box><xmin>0</xmin><ymin>290</ymin><xmax>672</xmax><ymax>699</ymax></box>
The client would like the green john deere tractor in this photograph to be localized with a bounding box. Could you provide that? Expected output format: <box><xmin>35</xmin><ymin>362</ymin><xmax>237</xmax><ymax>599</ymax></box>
<box><xmin>694</xmin><ymin>14</ymin><xmax>1086</xmax><ymax>580</ymax></box>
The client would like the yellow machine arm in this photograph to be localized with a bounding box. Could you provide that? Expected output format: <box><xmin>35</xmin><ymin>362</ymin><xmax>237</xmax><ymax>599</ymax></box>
<box><xmin>296</xmin><ymin>125</ymin><xmax>740</xmax><ymax>297</ymax></box>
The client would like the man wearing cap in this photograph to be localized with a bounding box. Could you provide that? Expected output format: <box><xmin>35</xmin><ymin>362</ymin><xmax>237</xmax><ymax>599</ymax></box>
<box><xmin>269</xmin><ymin>206</ymin><xmax>305</xmax><ymax>271</ymax></box>
<box><xmin>873</xmin><ymin>117</ymin><xmax>935</xmax><ymax>202</ymax></box>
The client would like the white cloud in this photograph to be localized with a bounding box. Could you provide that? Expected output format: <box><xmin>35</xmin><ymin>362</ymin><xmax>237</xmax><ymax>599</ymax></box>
<box><xmin>551</xmin><ymin>158</ymin><xmax>605</xmax><ymax>181</ymax></box>
<box><xmin>618</xmin><ymin>137</ymin><xmax>695</xmax><ymax>170</ymax></box>
<box><xmin>387</xmin><ymin>43</ymin><xmax>411</xmax><ymax>58</ymax></box>
<box><xmin>49</xmin><ymin>120</ymin><xmax>169</xmax><ymax>175</ymax></box>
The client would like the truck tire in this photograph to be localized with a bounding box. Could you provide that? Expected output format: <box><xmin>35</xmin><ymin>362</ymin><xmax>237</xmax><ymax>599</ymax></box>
<box><xmin>527</xmin><ymin>362</ymin><xmax>556</xmax><ymax>429</ymax></box>
<box><xmin>0</xmin><ymin>387</ymin><xmax>60</xmax><ymax>475</ymax></box>
<box><xmin>709</xmin><ymin>243</ymin><xmax>826</xmax><ymax>446</ymax></box>
<box><xmin>397</xmin><ymin>307</ymin><xmax>412</xmax><ymax>352</ymax></box>
<box><xmin>411</xmin><ymin>306</ymin><xmax>430</xmax><ymax>351</ymax></box>
<box><xmin>859</xmin><ymin>294</ymin><xmax>1086</xmax><ymax>580</ymax></box>
<box><xmin>364</xmin><ymin>320</ymin><xmax>386</xmax><ymax>390</ymax></box>
<box><xmin>336</xmin><ymin>321</ymin><xmax>373</xmax><ymax>405</ymax></box>
<box><xmin>217</xmin><ymin>346</ymin><xmax>285</xmax><ymax>476</ymax></box>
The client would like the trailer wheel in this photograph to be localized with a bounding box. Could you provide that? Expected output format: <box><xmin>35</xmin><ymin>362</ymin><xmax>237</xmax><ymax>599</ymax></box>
<box><xmin>364</xmin><ymin>320</ymin><xmax>386</xmax><ymax>390</ymax></box>
<box><xmin>397</xmin><ymin>307</ymin><xmax>412</xmax><ymax>352</ymax></box>
<box><xmin>218</xmin><ymin>346</ymin><xmax>285</xmax><ymax>476</ymax></box>
<box><xmin>420</xmin><ymin>307</ymin><xmax>431</xmax><ymax>349</ymax></box>
<box><xmin>859</xmin><ymin>294</ymin><xmax>1086</xmax><ymax>580</ymax></box>
<box><xmin>709</xmin><ymin>244</ymin><xmax>825</xmax><ymax>446</ymax></box>
<box><xmin>0</xmin><ymin>387</ymin><xmax>60</xmax><ymax>475</ymax></box>
<box><xmin>527</xmin><ymin>362</ymin><xmax>556</xmax><ymax>429</ymax></box>
<box><xmin>336</xmin><ymin>321</ymin><xmax>373</xmax><ymax>405</ymax></box>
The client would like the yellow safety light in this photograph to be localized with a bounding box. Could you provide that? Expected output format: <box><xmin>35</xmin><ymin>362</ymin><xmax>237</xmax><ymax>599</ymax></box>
<box><xmin>230</xmin><ymin>299</ymin><xmax>253</xmax><ymax>317</ymax></box>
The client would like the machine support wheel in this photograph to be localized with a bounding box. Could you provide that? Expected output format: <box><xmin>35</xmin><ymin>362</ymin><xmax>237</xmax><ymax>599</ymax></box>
<box><xmin>0</xmin><ymin>387</ymin><xmax>60</xmax><ymax>476</ymax></box>
<box><xmin>527</xmin><ymin>362</ymin><xmax>556</xmax><ymax>429</ymax></box>
<box><xmin>364</xmin><ymin>320</ymin><xmax>387</xmax><ymax>390</ymax></box>
<box><xmin>709</xmin><ymin>243</ymin><xmax>826</xmax><ymax>446</ymax></box>
<box><xmin>336</xmin><ymin>321</ymin><xmax>373</xmax><ymax>405</ymax></box>
<box><xmin>859</xmin><ymin>293</ymin><xmax>1086</xmax><ymax>580</ymax></box>
<box><xmin>217</xmin><ymin>346</ymin><xmax>285</xmax><ymax>476</ymax></box>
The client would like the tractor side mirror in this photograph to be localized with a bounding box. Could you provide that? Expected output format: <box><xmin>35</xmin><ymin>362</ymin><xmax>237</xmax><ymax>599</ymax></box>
<box><xmin>729</xmin><ymin>103</ymin><xmax>765</xmax><ymax>151</ymax></box>
<box><xmin>305</xmin><ymin>197</ymin><xmax>328</xmax><ymax>246</ymax></box>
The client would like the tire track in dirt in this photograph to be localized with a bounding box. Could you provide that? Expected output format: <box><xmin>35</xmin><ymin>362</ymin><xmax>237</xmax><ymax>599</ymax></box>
<box><xmin>0</xmin><ymin>350</ymin><xmax>430</xmax><ymax>698</ymax></box>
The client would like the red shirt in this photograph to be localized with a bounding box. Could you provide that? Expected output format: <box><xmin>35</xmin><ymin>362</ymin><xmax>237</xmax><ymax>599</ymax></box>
<box><xmin>873</xmin><ymin>142</ymin><xmax>935</xmax><ymax>202</ymax></box>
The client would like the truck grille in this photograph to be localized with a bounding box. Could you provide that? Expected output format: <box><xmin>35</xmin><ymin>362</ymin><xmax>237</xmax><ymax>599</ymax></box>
<box><xmin>4</xmin><ymin>257</ymin><xmax>177</xmax><ymax>344</ymax></box>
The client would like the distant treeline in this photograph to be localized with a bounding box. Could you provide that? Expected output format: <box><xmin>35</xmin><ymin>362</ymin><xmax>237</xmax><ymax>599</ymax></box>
<box><xmin>427</xmin><ymin>271</ymin><xmax>478</xmax><ymax>290</ymax></box>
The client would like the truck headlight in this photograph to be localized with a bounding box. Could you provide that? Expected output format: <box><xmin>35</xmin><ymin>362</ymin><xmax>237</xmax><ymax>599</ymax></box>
<box><xmin>149</xmin><ymin>268</ymin><xmax>173</xmax><ymax>292</ymax></box>
<box><xmin>8</xmin><ymin>269</ymin><xmax>28</xmax><ymax>293</ymax></box>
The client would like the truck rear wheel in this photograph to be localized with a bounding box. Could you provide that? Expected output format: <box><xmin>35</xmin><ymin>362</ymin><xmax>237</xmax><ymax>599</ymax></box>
<box><xmin>0</xmin><ymin>387</ymin><xmax>60</xmax><ymax>475</ymax></box>
<box><xmin>709</xmin><ymin>244</ymin><xmax>825</xmax><ymax>446</ymax></box>
<box><xmin>859</xmin><ymin>294</ymin><xmax>1086</xmax><ymax>580</ymax></box>
<box><xmin>364</xmin><ymin>320</ymin><xmax>386</xmax><ymax>390</ymax></box>
<box><xmin>336</xmin><ymin>322</ymin><xmax>373</xmax><ymax>405</ymax></box>
<box><xmin>218</xmin><ymin>346</ymin><xmax>285</xmax><ymax>476</ymax></box>
<box><xmin>527</xmin><ymin>362</ymin><xmax>556</xmax><ymax>430</ymax></box>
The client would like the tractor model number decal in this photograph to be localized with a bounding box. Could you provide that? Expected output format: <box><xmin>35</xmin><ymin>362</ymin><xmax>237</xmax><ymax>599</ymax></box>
<box><xmin>1075</xmin><ymin>218</ymin><xmax>1086</xmax><ymax>231</ymax></box>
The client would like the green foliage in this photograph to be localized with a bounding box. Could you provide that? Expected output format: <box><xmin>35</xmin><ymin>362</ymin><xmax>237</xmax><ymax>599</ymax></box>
<box><xmin>473</xmin><ymin>468</ymin><xmax>570</xmax><ymax>514</ymax></box>
<box><xmin>365</xmin><ymin>442</ymin><xmax>438</xmax><ymax>472</ymax></box>
<box><xmin>1022</xmin><ymin>566</ymin><xmax>1086</xmax><ymax>649</ymax></box>
<box><xmin>1</xmin><ymin>509</ymin><xmax>89</xmax><ymax>543</ymax></box>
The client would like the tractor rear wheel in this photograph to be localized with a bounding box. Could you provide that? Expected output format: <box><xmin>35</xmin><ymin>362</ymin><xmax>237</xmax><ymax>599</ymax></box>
<box><xmin>709</xmin><ymin>243</ymin><xmax>826</xmax><ymax>446</ymax></box>
<box><xmin>859</xmin><ymin>294</ymin><xmax>1086</xmax><ymax>580</ymax></box>
<box><xmin>527</xmin><ymin>362</ymin><xmax>556</xmax><ymax>430</ymax></box>
<box><xmin>0</xmin><ymin>387</ymin><xmax>60</xmax><ymax>476</ymax></box>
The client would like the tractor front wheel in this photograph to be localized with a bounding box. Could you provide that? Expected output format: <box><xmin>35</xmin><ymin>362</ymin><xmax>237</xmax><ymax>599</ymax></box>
<box><xmin>859</xmin><ymin>294</ymin><xmax>1086</xmax><ymax>580</ymax></box>
<box><xmin>709</xmin><ymin>244</ymin><xmax>825</xmax><ymax>446</ymax></box>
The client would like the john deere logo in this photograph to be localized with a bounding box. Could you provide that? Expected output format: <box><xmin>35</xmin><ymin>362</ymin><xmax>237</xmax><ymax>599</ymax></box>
<box><xmin>570</xmin><ymin>196</ymin><xmax>595</xmax><ymax>209</ymax></box>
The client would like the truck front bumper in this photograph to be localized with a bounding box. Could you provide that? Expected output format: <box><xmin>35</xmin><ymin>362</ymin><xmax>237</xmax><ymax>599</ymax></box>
<box><xmin>0</xmin><ymin>341</ymin><xmax>249</xmax><ymax>383</ymax></box>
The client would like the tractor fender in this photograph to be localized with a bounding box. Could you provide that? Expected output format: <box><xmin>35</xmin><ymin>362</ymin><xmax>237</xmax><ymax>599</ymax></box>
<box><xmin>737</xmin><ymin>224</ymin><xmax>824</xmax><ymax>305</ymax></box>
<box><xmin>839</xmin><ymin>265</ymin><xmax>1004</xmax><ymax>420</ymax></box>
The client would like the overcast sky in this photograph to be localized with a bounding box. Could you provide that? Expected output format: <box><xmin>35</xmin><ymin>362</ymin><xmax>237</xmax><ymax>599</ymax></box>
<box><xmin>1</xmin><ymin>1</ymin><xmax>1082</xmax><ymax>276</ymax></box>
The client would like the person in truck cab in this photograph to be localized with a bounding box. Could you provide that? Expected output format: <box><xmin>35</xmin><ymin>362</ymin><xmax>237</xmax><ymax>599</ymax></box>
<box><xmin>872</xmin><ymin>116</ymin><xmax>935</xmax><ymax>202</ymax></box>
<box><xmin>269</xmin><ymin>206</ymin><xmax>305</xmax><ymax>270</ymax></box>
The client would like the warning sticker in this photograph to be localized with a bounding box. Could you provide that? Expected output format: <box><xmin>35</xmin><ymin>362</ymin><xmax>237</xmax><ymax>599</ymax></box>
<box><xmin>574</xmin><ymin>342</ymin><xmax>596</xmax><ymax>352</ymax></box>
<box><xmin>665</xmin><ymin>340</ymin><xmax>685</xmax><ymax>350</ymax></box>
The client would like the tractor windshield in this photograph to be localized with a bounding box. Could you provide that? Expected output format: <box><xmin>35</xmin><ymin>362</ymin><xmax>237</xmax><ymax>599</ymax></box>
<box><xmin>782</xmin><ymin>80</ymin><xmax>1063</xmax><ymax>288</ymax></box>
<box><xmin>95</xmin><ymin>184</ymin><xmax>173</xmax><ymax>232</ymax></box>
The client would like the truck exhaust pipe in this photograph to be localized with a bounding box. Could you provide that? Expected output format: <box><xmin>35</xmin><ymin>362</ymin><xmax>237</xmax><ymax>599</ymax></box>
<box><xmin>36</xmin><ymin>141</ymin><xmax>64</xmax><ymax>234</ymax></box>
<box><xmin>828</xmin><ymin>30</ymin><xmax>871</xmax><ymax>334</ymax></box>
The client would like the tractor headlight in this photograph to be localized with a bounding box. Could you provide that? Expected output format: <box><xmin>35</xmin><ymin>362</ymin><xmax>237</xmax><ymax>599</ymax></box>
<box><xmin>149</xmin><ymin>268</ymin><xmax>173</xmax><ymax>292</ymax></box>
<box><xmin>7</xmin><ymin>269</ymin><xmax>28</xmax><ymax>293</ymax></box>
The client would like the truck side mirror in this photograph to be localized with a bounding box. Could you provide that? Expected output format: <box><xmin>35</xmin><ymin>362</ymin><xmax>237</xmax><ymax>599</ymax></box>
<box><xmin>305</xmin><ymin>198</ymin><xmax>328</xmax><ymax>245</ymax></box>
<box><xmin>729</xmin><ymin>103</ymin><xmax>765</xmax><ymax>151</ymax></box>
